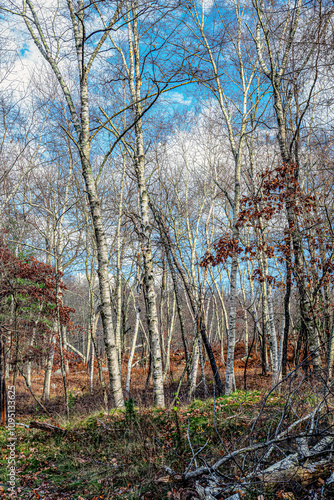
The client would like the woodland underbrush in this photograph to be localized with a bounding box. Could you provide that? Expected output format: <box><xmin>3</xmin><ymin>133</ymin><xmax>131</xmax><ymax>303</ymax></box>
<box><xmin>1</xmin><ymin>368</ymin><xmax>334</xmax><ymax>500</ymax></box>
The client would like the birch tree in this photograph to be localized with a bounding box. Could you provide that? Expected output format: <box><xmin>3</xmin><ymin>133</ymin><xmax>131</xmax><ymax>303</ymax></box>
<box><xmin>184</xmin><ymin>0</ymin><xmax>265</xmax><ymax>393</ymax></box>
<box><xmin>2</xmin><ymin>0</ymin><xmax>128</xmax><ymax>406</ymax></box>
<box><xmin>124</xmin><ymin>1</ymin><xmax>165</xmax><ymax>406</ymax></box>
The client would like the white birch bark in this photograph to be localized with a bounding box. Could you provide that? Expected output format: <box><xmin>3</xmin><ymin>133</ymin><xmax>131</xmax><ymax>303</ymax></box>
<box><xmin>125</xmin><ymin>252</ymin><xmax>141</xmax><ymax>395</ymax></box>
<box><xmin>163</xmin><ymin>292</ymin><xmax>176</xmax><ymax>381</ymax></box>
<box><xmin>84</xmin><ymin>209</ymin><xmax>109</xmax><ymax>407</ymax></box>
<box><xmin>189</xmin><ymin>327</ymin><xmax>200</xmax><ymax>398</ymax></box>
<box><xmin>115</xmin><ymin>155</ymin><xmax>127</xmax><ymax>366</ymax></box>
<box><xmin>20</xmin><ymin>0</ymin><xmax>125</xmax><ymax>407</ymax></box>
<box><xmin>238</xmin><ymin>263</ymin><xmax>249</xmax><ymax>358</ymax></box>
<box><xmin>210</xmin><ymin>267</ymin><xmax>228</xmax><ymax>363</ymax></box>
<box><xmin>126</xmin><ymin>1</ymin><xmax>164</xmax><ymax>406</ymax></box>
<box><xmin>42</xmin><ymin>334</ymin><xmax>55</xmax><ymax>402</ymax></box>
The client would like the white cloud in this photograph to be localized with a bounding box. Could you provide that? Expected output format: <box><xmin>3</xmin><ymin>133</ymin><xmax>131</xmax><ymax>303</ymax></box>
<box><xmin>202</xmin><ymin>0</ymin><xmax>214</xmax><ymax>10</ymax></box>
<box><xmin>162</xmin><ymin>91</ymin><xmax>192</xmax><ymax>107</ymax></box>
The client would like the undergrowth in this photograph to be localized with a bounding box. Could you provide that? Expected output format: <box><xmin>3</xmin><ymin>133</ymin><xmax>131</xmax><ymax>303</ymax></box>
<box><xmin>0</xmin><ymin>388</ymin><xmax>328</xmax><ymax>499</ymax></box>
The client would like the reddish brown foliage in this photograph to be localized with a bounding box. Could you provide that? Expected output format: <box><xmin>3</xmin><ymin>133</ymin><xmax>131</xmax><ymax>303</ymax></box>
<box><xmin>202</xmin><ymin>163</ymin><xmax>334</xmax><ymax>299</ymax></box>
<box><xmin>0</xmin><ymin>241</ymin><xmax>75</xmax><ymax>367</ymax></box>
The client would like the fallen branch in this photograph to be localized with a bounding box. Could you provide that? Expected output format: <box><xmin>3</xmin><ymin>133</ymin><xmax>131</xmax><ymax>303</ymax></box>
<box><xmin>184</xmin><ymin>435</ymin><xmax>291</xmax><ymax>479</ymax></box>
<box><xmin>96</xmin><ymin>418</ymin><xmax>111</xmax><ymax>430</ymax></box>
<box><xmin>16</xmin><ymin>422</ymin><xmax>30</xmax><ymax>428</ymax></box>
<box><xmin>29</xmin><ymin>421</ymin><xmax>66</xmax><ymax>434</ymax></box>
<box><xmin>184</xmin><ymin>408</ymin><xmax>319</xmax><ymax>479</ymax></box>
<box><xmin>131</xmin><ymin>355</ymin><xmax>148</xmax><ymax>368</ymax></box>
<box><xmin>66</xmin><ymin>343</ymin><xmax>84</xmax><ymax>360</ymax></box>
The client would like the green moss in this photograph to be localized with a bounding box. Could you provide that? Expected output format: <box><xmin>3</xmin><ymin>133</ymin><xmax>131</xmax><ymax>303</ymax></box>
<box><xmin>189</xmin><ymin>399</ymin><xmax>205</xmax><ymax>409</ymax></box>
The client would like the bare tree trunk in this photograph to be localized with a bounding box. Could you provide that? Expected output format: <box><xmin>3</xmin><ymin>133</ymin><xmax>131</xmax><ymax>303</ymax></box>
<box><xmin>62</xmin><ymin>326</ymin><xmax>69</xmax><ymax>375</ymax></box>
<box><xmin>26</xmin><ymin>324</ymin><xmax>37</xmax><ymax>387</ymax></box>
<box><xmin>267</xmin><ymin>285</ymin><xmax>279</xmax><ymax>384</ymax></box>
<box><xmin>282</xmin><ymin>250</ymin><xmax>292</xmax><ymax>377</ymax></box>
<box><xmin>42</xmin><ymin>334</ymin><xmax>55</xmax><ymax>402</ymax></box>
<box><xmin>127</xmin><ymin>2</ymin><xmax>164</xmax><ymax>406</ymax></box>
<box><xmin>115</xmin><ymin>156</ymin><xmax>127</xmax><ymax>366</ymax></box>
<box><xmin>199</xmin><ymin>338</ymin><xmax>208</xmax><ymax>398</ymax></box>
<box><xmin>21</xmin><ymin>0</ymin><xmax>125</xmax><ymax>408</ymax></box>
<box><xmin>89</xmin><ymin>338</ymin><xmax>94</xmax><ymax>395</ymax></box>
<box><xmin>91</xmin><ymin>326</ymin><xmax>108</xmax><ymax>410</ymax></box>
<box><xmin>0</xmin><ymin>336</ymin><xmax>7</xmax><ymax>426</ymax></box>
<box><xmin>125</xmin><ymin>252</ymin><xmax>141</xmax><ymax>395</ymax></box>
<box><xmin>209</xmin><ymin>268</ymin><xmax>227</xmax><ymax>364</ymax></box>
<box><xmin>189</xmin><ymin>329</ymin><xmax>200</xmax><ymax>398</ymax></box>
<box><xmin>166</xmin><ymin>251</ymin><xmax>190</xmax><ymax>384</ymax></box>
<box><xmin>160</xmin><ymin>252</ymin><xmax>167</xmax><ymax>369</ymax></box>
<box><xmin>225</xmin><ymin>250</ymin><xmax>238</xmax><ymax>395</ymax></box>
<box><xmin>327</xmin><ymin>312</ymin><xmax>334</xmax><ymax>381</ymax></box>
<box><xmin>84</xmin><ymin>212</ymin><xmax>109</xmax><ymax>408</ymax></box>
<box><xmin>55</xmin><ymin>269</ymin><xmax>69</xmax><ymax>418</ymax></box>
<box><xmin>163</xmin><ymin>293</ymin><xmax>176</xmax><ymax>380</ymax></box>
<box><xmin>80</xmin><ymin>133</ymin><xmax>124</xmax><ymax>408</ymax></box>
<box><xmin>238</xmin><ymin>263</ymin><xmax>249</xmax><ymax>357</ymax></box>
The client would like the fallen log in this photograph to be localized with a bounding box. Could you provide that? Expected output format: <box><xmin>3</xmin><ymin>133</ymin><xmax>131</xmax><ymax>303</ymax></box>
<box><xmin>257</xmin><ymin>458</ymin><xmax>332</xmax><ymax>486</ymax></box>
<box><xmin>251</xmin><ymin>433</ymin><xmax>334</xmax><ymax>485</ymax></box>
<box><xmin>29</xmin><ymin>421</ymin><xmax>66</xmax><ymax>434</ymax></box>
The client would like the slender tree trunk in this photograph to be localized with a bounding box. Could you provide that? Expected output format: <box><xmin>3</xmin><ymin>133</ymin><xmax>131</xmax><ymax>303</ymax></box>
<box><xmin>21</xmin><ymin>0</ymin><xmax>125</xmax><ymax>407</ymax></box>
<box><xmin>254</xmin><ymin>215</ymin><xmax>279</xmax><ymax>384</ymax></box>
<box><xmin>167</xmin><ymin>251</ymin><xmax>190</xmax><ymax>384</ymax></box>
<box><xmin>62</xmin><ymin>326</ymin><xmax>69</xmax><ymax>375</ymax></box>
<box><xmin>79</xmin><ymin>113</ymin><xmax>124</xmax><ymax>408</ymax></box>
<box><xmin>55</xmin><ymin>269</ymin><xmax>69</xmax><ymax>418</ymax></box>
<box><xmin>199</xmin><ymin>338</ymin><xmax>208</xmax><ymax>398</ymax></box>
<box><xmin>211</xmin><ymin>292</ymin><xmax>224</xmax><ymax>362</ymax></box>
<box><xmin>42</xmin><ymin>334</ymin><xmax>55</xmax><ymax>402</ymax></box>
<box><xmin>206</xmin><ymin>298</ymin><xmax>212</xmax><ymax>344</ymax></box>
<box><xmin>115</xmin><ymin>156</ymin><xmax>127</xmax><ymax>366</ymax></box>
<box><xmin>210</xmin><ymin>268</ymin><xmax>228</xmax><ymax>365</ymax></box>
<box><xmin>86</xmin><ymin>262</ymin><xmax>108</xmax><ymax>407</ymax></box>
<box><xmin>26</xmin><ymin>323</ymin><xmax>38</xmax><ymax>387</ymax></box>
<box><xmin>247</xmin><ymin>260</ymin><xmax>263</xmax><ymax>354</ymax></box>
<box><xmin>163</xmin><ymin>292</ymin><xmax>176</xmax><ymax>380</ymax></box>
<box><xmin>277</xmin><ymin>316</ymin><xmax>285</xmax><ymax>379</ymax></box>
<box><xmin>125</xmin><ymin>253</ymin><xmax>141</xmax><ymax>395</ymax></box>
<box><xmin>327</xmin><ymin>312</ymin><xmax>334</xmax><ymax>380</ymax></box>
<box><xmin>267</xmin><ymin>286</ymin><xmax>279</xmax><ymax>384</ymax></box>
<box><xmin>238</xmin><ymin>263</ymin><xmax>249</xmax><ymax>357</ymax></box>
<box><xmin>160</xmin><ymin>251</ymin><xmax>167</xmax><ymax>368</ymax></box>
<box><xmin>89</xmin><ymin>338</ymin><xmax>94</xmax><ymax>395</ymax></box>
<box><xmin>92</xmin><ymin>327</ymin><xmax>108</xmax><ymax>410</ymax></box>
<box><xmin>127</xmin><ymin>5</ymin><xmax>164</xmax><ymax>406</ymax></box>
<box><xmin>189</xmin><ymin>330</ymin><xmax>200</xmax><ymax>398</ymax></box>
<box><xmin>225</xmin><ymin>250</ymin><xmax>238</xmax><ymax>395</ymax></box>
<box><xmin>0</xmin><ymin>336</ymin><xmax>7</xmax><ymax>426</ymax></box>
<box><xmin>282</xmin><ymin>251</ymin><xmax>292</xmax><ymax>377</ymax></box>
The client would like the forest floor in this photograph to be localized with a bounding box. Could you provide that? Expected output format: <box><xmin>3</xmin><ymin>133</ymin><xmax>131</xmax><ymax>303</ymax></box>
<box><xmin>1</xmin><ymin>344</ymin><xmax>333</xmax><ymax>500</ymax></box>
